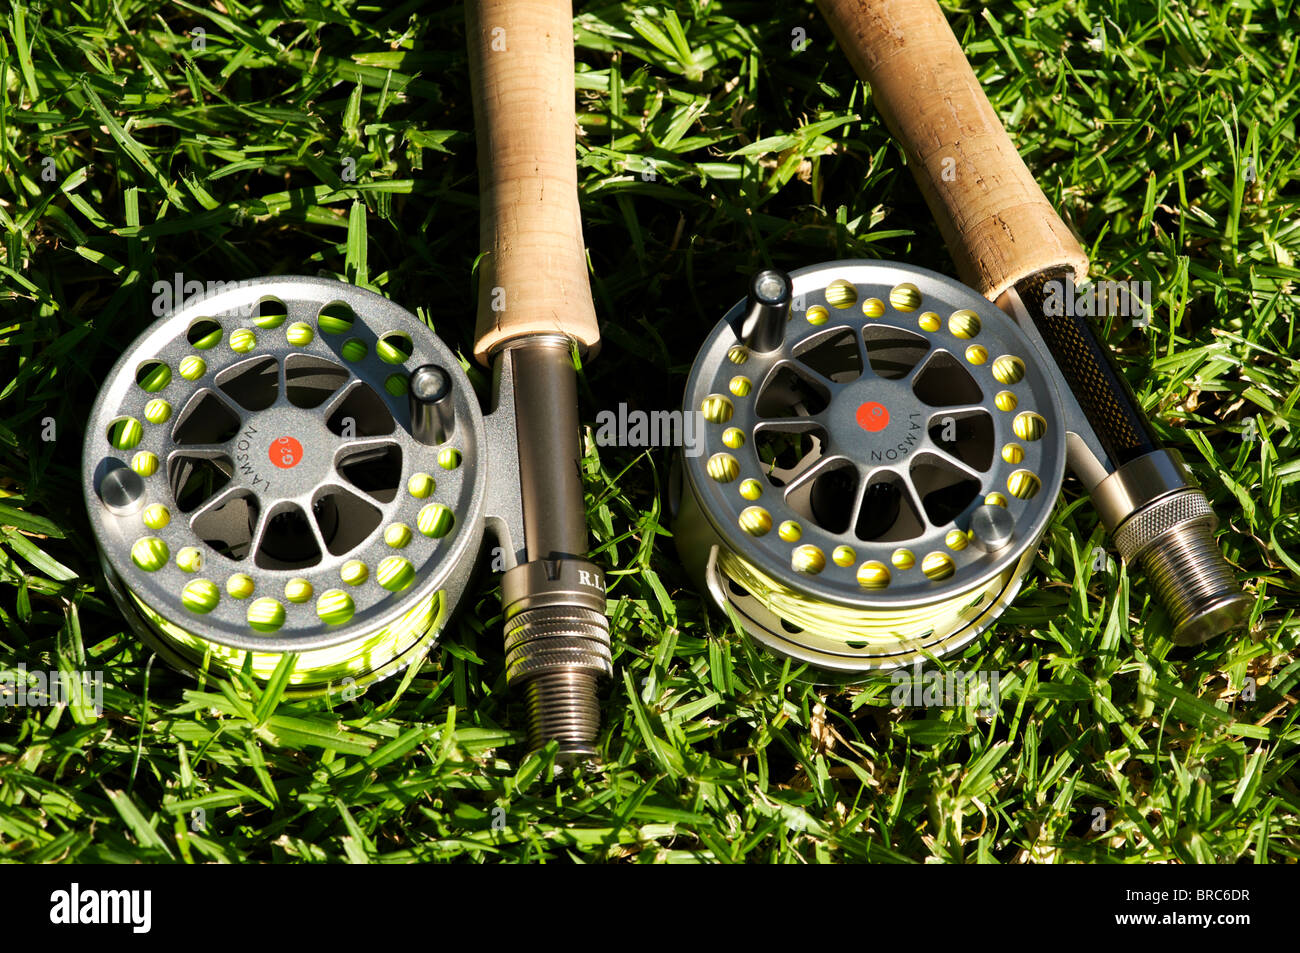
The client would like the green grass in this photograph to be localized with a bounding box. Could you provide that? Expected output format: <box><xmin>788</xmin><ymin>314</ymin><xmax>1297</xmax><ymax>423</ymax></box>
<box><xmin>1</xmin><ymin>0</ymin><xmax>1298</xmax><ymax>863</ymax></box>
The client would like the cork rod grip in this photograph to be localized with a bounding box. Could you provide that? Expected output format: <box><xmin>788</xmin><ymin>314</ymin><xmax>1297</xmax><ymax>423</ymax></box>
<box><xmin>817</xmin><ymin>0</ymin><xmax>1089</xmax><ymax>300</ymax></box>
<box><xmin>466</xmin><ymin>0</ymin><xmax>600</xmax><ymax>364</ymax></box>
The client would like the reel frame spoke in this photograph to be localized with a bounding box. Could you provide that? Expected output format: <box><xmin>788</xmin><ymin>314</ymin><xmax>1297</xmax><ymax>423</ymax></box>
<box><xmin>188</xmin><ymin>484</ymin><xmax>247</xmax><ymax>527</ymax></box>
<box><xmin>319</xmin><ymin>378</ymin><xmax>365</xmax><ymax>421</ymax></box>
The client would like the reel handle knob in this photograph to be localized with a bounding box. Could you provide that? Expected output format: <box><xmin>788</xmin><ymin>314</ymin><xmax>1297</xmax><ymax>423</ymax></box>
<box><xmin>737</xmin><ymin>269</ymin><xmax>792</xmax><ymax>353</ymax></box>
<box><xmin>409</xmin><ymin>364</ymin><xmax>456</xmax><ymax>446</ymax></box>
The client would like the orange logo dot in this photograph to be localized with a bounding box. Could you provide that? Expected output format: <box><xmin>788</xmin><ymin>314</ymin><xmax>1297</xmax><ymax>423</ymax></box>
<box><xmin>270</xmin><ymin>436</ymin><xmax>303</xmax><ymax>469</ymax></box>
<box><xmin>856</xmin><ymin>402</ymin><xmax>890</xmax><ymax>432</ymax></box>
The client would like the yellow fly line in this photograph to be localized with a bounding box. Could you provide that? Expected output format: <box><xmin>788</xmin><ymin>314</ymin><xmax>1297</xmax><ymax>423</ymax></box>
<box><xmin>716</xmin><ymin>545</ymin><xmax>1033</xmax><ymax>651</ymax></box>
<box><xmin>127</xmin><ymin>587</ymin><xmax>445</xmax><ymax>689</ymax></box>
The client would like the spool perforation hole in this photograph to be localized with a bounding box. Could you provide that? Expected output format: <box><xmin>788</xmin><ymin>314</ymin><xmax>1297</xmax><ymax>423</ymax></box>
<box><xmin>377</xmin><ymin>332</ymin><xmax>414</xmax><ymax>364</ymax></box>
<box><xmin>317</xmin><ymin>589</ymin><xmax>355</xmax><ymax>624</ymax></box>
<box><xmin>182</xmin><ymin>579</ymin><xmax>219</xmax><ymax>613</ymax></box>
<box><xmin>247</xmin><ymin>597</ymin><xmax>285</xmax><ymax>632</ymax></box>
<box><xmin>992</xmin><ymin>355</ymin><xmax>1026</xmax><ymax>385</ymax></box>
<box><xmin>229</xmin><ymin>328</ymin><xmax>257</xmax><ymax>354</ymax></box>
<box><xmin>130</xmin><ymin>537</ymin><xmax>169</xmax><ymax>571</ymax></box>
<box><xmin>378</xmin><ymin>555</ymin><xmax>415</xmax><ymax>591</ymax></box>
<box><xmin>706</xmin><ymin>453</ymin><xmax>740</xmax><ymax>483</ymax></box>
<box><xmin>179</xmin><ymin>356</ymin><xmax>207</xmax><ymax>381</ymax></box>
<box><xmin>856</xmin><ymin>560</ymin><xmax>890</xmax><ymax>589</ymax></box>
<box><xmin>701</xmin><ymin>394</ymin><xmax>735</xmax><ymax>423</ymax></box>
<box><xmin>738</xmin><ymin>506</ymin><xmax>771</xmax><ymax>536</ymax></box>
<box><xmin>135</xmin><ymin>360</ymin><xmax>172</xmax><ymax>392</ymax></box>
<box><xmin>792</xmin><ymin>544</ymin><xmax>825</xmax><ymax>574</ymax></box>
<box><xmin>1007</xmin><ymin>470</ymin><xmax>1042</xmax><ymax>500</ymax></box>
<box><xmin>418</xmin><ymin>503</ymin><xmax>455</xmax><ymax>538</ymax></box>
<box><xmin>318</xmin><ymin>303</ymin><xmax>356</xmax><ymax>335</ymax></box>
<box><xmin>948</xmin><ymin>310</ymin><xmax>981</xmax><ymax>339</ymax></box>
<box><xmin>889</xmin><ymin>283</ymin><xmax>921</xmax><ymax>311</ymax></box>
<box><xmin>132</xmin><ymin>451</ymin><xmax>159</xmax><ymax>476</ymax></box>
<box><xmin>922</xmin><ymin>552</ymin><xmax>955</xmax><ymax>580</ymax></box>
<box><xmin>825</xmin><ymin>279</ymin><xmax>858</xmax><ymax>309</ymax></box>
<box><xmin>107</xmin><ymin>416</ymin><xmax>143</xmax><ymax>450</ymax></box>
<box><xmin>1013</xmin><ymin>412</ymin><xmax>1047</xmax><ymax>441</ymax></box>
<box><xmin>253</xmin><ymin>298</ymin><xmax>288</xmax><ymax>329</ymax></box>
<box><xmin>186</xmin><ymin>319</ymin><xmax>223</xmax><ymax>350</ymax></box>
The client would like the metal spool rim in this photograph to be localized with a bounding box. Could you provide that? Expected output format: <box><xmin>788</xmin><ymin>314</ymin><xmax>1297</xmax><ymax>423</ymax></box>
<box><xmin>83</xmin><ymin>277</ymin><xmax>487</xmax><ymax>666</ymax></box>
<box><xmin>678</xmin><ymin>260</ymin><xmax>1066</xmax><ymax>668</ymax></box>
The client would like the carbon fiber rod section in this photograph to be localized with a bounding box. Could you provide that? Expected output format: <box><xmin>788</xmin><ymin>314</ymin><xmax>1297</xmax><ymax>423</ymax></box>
<box><xmin>1015</xmin><ymin>269</ymin><xmax>1161</xmax><ymax>466</ymax></box>
<box><xmin>1010</xmin><ymin>272</ymin><xmax>1250</xmax><ymax>645</ymax></box>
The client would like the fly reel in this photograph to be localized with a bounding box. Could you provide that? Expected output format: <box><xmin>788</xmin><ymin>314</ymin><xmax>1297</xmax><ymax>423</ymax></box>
<box><xmin>673</xmin><ymin>260</ymin><xmax>1067</xmax><ymax>674</ymax></box>
<box><xmin>83</xmin><ymin>277</ymin><xmax>487</xmax><ymax>694</ymax></box>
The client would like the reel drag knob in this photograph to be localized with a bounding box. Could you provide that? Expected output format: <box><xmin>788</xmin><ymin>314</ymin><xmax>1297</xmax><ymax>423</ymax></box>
<box><xmin>969</xmin><ymin>504</ymin><xmax>1015</xmax><ymax>553</ymax></box>
<box><xmin>97</xmin><ymin>465</ymin><xmax>147</xmax><ymax>517</ymax></box>
<box><xmin>409</xmin><ymin>364</ymin><xmax>457</xmax><ymax>446</ymax></box>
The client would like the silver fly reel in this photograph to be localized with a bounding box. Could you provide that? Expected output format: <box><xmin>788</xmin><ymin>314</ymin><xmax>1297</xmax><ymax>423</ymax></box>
<box><xmin>84</xmin><ymin>277</ymin><xmax>487</xmax><ymax>694</ymax></box>
<box><xmin>673</xmin><ymin>260</ymin><xmax>1067</xmax><ymax>674</ymax></box>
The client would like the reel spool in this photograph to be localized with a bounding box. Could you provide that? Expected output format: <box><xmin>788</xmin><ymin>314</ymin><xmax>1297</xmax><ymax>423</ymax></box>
<box><xmin>673</xmin><ymin>260</ymin><xmax>1067</xmax><ymax>674</ymax></box>
<box><xmin>84</xmin><ymin>277</ymin><xmax>486</xmax><ymax>694</ymax></box>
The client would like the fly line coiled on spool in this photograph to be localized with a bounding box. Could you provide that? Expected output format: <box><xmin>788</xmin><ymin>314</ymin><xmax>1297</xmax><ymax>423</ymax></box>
<box><xmin>674</xmin><ymin>260</ymin><xmax>1067</xmax><ymax>674</ymax></box>
<box><xmin>84</xmin><ymin>277</ymin><xmax>486</xmax><ymax>694</ymax></box>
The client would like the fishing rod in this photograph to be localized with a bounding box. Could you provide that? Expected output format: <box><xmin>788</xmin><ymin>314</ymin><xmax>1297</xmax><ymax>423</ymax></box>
<box><xmin>83</xmin><ymin>0</ymin><xmax>612</xmax><ymax>758</ymax></box>
<box><xmin>672</xmin><ymin>0</ymin><xmax>1249</xmax><ymax>673</ymax></box>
